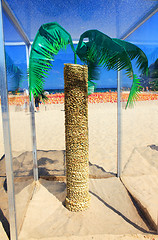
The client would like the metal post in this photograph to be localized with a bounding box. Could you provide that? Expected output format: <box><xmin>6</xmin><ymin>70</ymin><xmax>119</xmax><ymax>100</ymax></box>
<box><xmin>116</xmin><ymin>1</ymin><xmax>122</xmax><ymax>178</ymax></box>
<box><xmin>117</xmin><ymin>70</ymin><xmax>121</xmax><ymax>178</ymax></box>
<box><xmin>2</xmin><ymin>0</ymin><xmax>30</xmax><ymax>45</ymax></box>
<box><xmin>26</xmin><ymin>44</ymin><xmax>38</xmax><ymax>181</ymax></box>
<box><xmin>0</xmin><ymin>0</ymin><xmax>18</xmax><ymax>239</ymax></box>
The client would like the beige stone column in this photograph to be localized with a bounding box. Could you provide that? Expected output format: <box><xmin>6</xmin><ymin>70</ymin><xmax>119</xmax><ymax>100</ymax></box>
<box><xmin>64</xmin><ymin>64</ymin><xmax>90</xmax><ymax>212</ymax></box>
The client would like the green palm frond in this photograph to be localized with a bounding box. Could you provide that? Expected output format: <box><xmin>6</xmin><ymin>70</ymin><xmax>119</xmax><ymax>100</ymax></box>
<box><xmin>76</xmin><ymin>30</ymin><xmax>134</xmax><ymax>79</ymax></box>
<box><xmin>88</xmin><ymin>80</ymin><xmax>96</xmax><ymax>95</ymax></box>
<box><xmin>29</xmin><ymin>22</ymin><xmax>149</xmax><ymax>108</ymax></box>
<box><xmin>112</xmin><ymin>38</ymin><xmax>148</xmax><ymax>76</ymax></box>
<box><xmin>87</xmin><ymin>61</ymin><xmax>100</xmax><ymax>82</ymax></box>
<box><xmin>29</xmin><ymin>22</ymin><xmax>75</xmax><ymax>97</ymax></box>
<box><xmin>125</xmin><ymin>74</ymin><xmax>143</xmax><ymax>109</ymax></box>
<box><xmin>76</xmin><ymin>30</ymin><xmax>148</xmax><ymax>106</ymax></box>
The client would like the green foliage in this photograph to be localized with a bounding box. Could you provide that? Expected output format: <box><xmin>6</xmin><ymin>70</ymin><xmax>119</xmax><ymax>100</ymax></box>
<box><xmin>112</xmin><ymin>39</ymin><xmax>148</xmax><ymax>76</ymax></box>
<box><xmin>111</xmin><ymin>38</ymin><xmax>148</xmax><ymax>108</ymax></box>
<box><xmin>88</xmin><ymin>80</ymin><xmax>96</xmax><ymax>95</ymax></box>
<box><xmin>39</xmin><ymin>90</ymin><xmax>49</xmax><ymax>103</ymax></box>
<box><xmin>125</xmin><ymin>74</ymin><xmax>143</xmax><ymax>109</ymax></box>
<box><xmin>29</xmin><ymin>22</ymin><xmax>149</xmax><ymax>108</ymax></box>
<box><xmin>76</xmin><ymin>30</ymin><xmax>148</xmax><ymax>108</ymax></box>
<box><xmin>29</xmin><ymin>22</ymin><xmax>75</xmax><ymax>97</ymax></box>
<box><xmin>76</xmin><ymin>30</ymin><xmax>133</xmax><ymax>78</ymax></box>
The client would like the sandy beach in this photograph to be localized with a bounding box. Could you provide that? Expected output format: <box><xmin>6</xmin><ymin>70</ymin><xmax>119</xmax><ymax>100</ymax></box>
<box><xmin>0</xmin><ymin>99</ymin><xmax>158</xmax><ymax>239</ymax></box>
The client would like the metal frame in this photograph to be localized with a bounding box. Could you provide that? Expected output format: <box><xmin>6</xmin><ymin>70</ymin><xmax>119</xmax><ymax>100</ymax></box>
<box><xmin>116</xmin><ymin>2</ymin><xmax>158</xmax><ymax>177</ymax></box>
<box><xmin>116</xmin><ymin>0</ymin><xmax>122</xmax><ymax>178</ymax></box>
<box><xmin>2</xmin><ymin>0</ymin><xmax>30</xmax><ymax>45</ymax></box>
<box><xmin>2</xmin><ymin>0</ymin><xmax>38</xmax><ymax>182</ymax></box>
<box><xmin>0</xmin><ymin>2</ymin><xmax>38</xmax><ymax>238</ymax></box>
<box><xmin>120</xmin><ymin>3</ymin><xmax>158</xmax><ymax>40</ymax></box>
<box><xmin>5</xmin><ymin>42</ymin><xmax>26</xmax><ymax>46</ymax></box>
<box><xmin>26</xmin><ymin>44</ymin><xmax>38</xmax><ymax>181</ymax></box>
<box><xmin>0</xmin><ymin>0</ymin><xmax>18</xmax><ymax>239</ymax></box>
<box><xmin>117</xmin><ymin>70</ymin><xmax>121</xmax><ymax>178</ymax></box>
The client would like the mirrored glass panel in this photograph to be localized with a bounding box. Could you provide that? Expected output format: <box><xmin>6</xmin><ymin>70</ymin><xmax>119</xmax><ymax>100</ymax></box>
<box><xmin>32</xmin><ymin>44</ymin><xmax>118</xmax><ymax>180</ymax></box>
<box><xmin>4</xmin><ymin>0</ymin><xmax>158</xmax><ymax>42</ymax></box>
<box><xmin>0</xmin><ymin>108</ymin><xmax>10</xmax><ymax>239</ymax></box>
<box><xmin>120</xmin><ymin>13</ymin><xmax>158</xmax><ymax>232</ymax></box>
<box><xmin>1</xmin><ymin>11</ymin><xmax>34</xmax><ymax>237</ymax></box>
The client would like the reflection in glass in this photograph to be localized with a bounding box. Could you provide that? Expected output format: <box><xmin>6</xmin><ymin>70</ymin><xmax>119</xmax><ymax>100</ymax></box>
<box><xmin>2</xmin><ymin>37</ymin><xmax>34</xmax><ymax>236</ymax></box>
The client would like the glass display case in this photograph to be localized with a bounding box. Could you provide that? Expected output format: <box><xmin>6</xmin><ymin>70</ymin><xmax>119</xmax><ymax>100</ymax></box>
<box><xmin>0</xmin><ymin>0</ymin><xmax>158</xmax><ymax>239</ymax></box>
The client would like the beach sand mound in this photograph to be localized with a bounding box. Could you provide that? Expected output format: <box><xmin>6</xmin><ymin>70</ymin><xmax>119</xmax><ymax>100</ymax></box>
<box><xmin>19</xmin><ymin>177</ymin><xmax>152</xmax><ymax>240</ymax></box>
<box><xmin>122</xmin><ymin>145</ymin><xmax>158</xmax><ymax>231</ymax></box>
<box><xmin>0</xmin><ymin>150</ymin><xmax>114</xmax><ymax>179</ymax></box>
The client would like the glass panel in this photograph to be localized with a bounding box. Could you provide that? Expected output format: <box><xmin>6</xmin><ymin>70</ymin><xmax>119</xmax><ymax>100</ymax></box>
<box><xmin>121</xmin><ymin>13</ymin><xmax>158</xmax><ymax>174</ymax></box>
<box><xmin>35</xmin><ymin>46</ymin><xmax>73</xmax><ymax>181</ymax></box>
<box><xmin>4</xmin><ymin>0</ymin><xmax>117</xmax><ymax>41</ymax></box>
<box><xmin>121</xmin><ymin>14</ymin><xmax>158</xmax><ymax>230</ymax></box>
<box><xmin>32</xmin><ymin>44</ymin><xmax>118</xmax><ymax>181</ymax></box>
<box><xmin>3</xmin><ymin>10</ymin><xmax>23</xmax><ymax>42</ymax></box>
<box><xmin>4</xmin><ymin>0</ymin><xmax>158</xmax><ymax>42</ymax></box>
<box><xmin>88</xmin><ymin>71</ymin><xmax>118</xmax><ymax>175</ymax></box>
<box><xmin>2</xmin><ymin>1</ymin><xmax>158</xmax><ymax>237</ymax></box>
<box><xmin>125</xmin><ymin>12</ymin><xmax>158</xmax><ymax>44</ymax></box>
<box><xmin>118</xmin><ymin>0</ymin><xmax>157</xmax><ymax>38</ymax></box>
<box><xmin>2</xmin><ymin>12</ymin><xmax>34</xmax><ymax>236</ymax></box>
<box><xmin>0</xmin><ymin>109</ymin><xmax>10</xmax><ymax>239</ymax></box>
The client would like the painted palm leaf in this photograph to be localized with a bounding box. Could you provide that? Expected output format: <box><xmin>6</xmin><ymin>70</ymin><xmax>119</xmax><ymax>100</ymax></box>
<box><xmin>76</xmin><ymin>30</ymin><xmax>134</xmax><ymax>98</ymax></box>
<box><xmin>29</xmin><ymin>22</ymin><xmax>148</xmax><ymax>108</ymax></box>
<box><xmin>88</xmin><ymin>80</ymin><xmax>96</xmax><ymax>95</ymax></box>
<box><xmin>76</xmin><ymin>30</ymin><xmax>134</xmax><ymax>78</ymax></box>
<box><xmin>76</xmin><ymin>30</ymin><xmax>148</xmax><ymax>107</ymax></box>
<box><xmin>125</xmin><ymin>74</ymin><xmax>143</xmax><ymax>109</ymax></box>
<box><xmin>112</xmin><ymin>38</ymin><xmax>148</xmax><ymax>76</ymax></box>
<box><xmin>29</xmin><ymin>22</ymin><xmax>75</xmax><ymax>97</ymax></box>
<box><xmin>112</xmin><ymin>39</ymin><xmax>148</xmax><ymax>108</ymax></box>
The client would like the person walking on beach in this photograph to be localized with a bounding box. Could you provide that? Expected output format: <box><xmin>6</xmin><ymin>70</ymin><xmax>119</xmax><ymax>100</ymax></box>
<box><xmin>23</xmin><ymin>88</ymin><xmax>29</xmax><ymax>112</ymax></box>
<box><xmin>35</xmin><ymin>96</ymin><xmax>40</xmax><ymax>111</ymax></box>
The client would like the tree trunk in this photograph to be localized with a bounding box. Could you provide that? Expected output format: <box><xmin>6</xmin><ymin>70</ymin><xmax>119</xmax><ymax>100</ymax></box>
<box><xmin>64</xmin><ymin>64</ymin><xmax>90</xmax><ymax>212</ymax></box>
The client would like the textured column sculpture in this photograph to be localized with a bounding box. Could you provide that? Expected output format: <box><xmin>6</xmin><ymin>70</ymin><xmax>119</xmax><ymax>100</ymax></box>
<box><xmin>64</xmin><ymin>64</ymin><xmax>90</xmax><ymax>212</ymax></box>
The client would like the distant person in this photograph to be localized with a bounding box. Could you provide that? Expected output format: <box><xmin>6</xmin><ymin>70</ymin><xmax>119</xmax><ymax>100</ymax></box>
<box><xmin>35</xmin><ymin>96</ymin><xmax>40</xmax><ymax>111</ymax></box>
<box><xmin>23</xmin><ymin>88</ymin><xmax>29</xmax><ymax>112</ymax></box>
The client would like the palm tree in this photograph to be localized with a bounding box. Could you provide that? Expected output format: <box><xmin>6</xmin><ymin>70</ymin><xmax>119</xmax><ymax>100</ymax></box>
<box><xmin>29</xmin><ymin>22</ymin><xmax>148</xmax><ymax>211</ymax></box>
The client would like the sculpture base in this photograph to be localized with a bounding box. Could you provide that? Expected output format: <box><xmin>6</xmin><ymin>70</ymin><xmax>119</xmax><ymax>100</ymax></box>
<box><xmin>65</xmin><ymin>194</ymin><xmax>91</xmax><ymax>212</ymax></box>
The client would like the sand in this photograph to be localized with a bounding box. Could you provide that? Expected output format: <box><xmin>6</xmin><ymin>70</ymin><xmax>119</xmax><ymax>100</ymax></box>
<box><xmin>0</xmin><ymin>100</ymin><xmax>158</xmax><ymax>239</ymax></box>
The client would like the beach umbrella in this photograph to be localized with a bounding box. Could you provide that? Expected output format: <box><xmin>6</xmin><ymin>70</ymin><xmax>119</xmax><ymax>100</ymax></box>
<box><xmin>29</xmin><ymin>22</ymin><xmax>148</xmax><ymax>212</ymax></box>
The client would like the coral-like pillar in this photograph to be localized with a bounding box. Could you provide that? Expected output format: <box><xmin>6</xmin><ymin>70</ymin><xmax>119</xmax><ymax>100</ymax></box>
<box><xmin>64</xmin><ymin>64</ymin><xmax>90</xmax><ymax>211</ymax></box>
